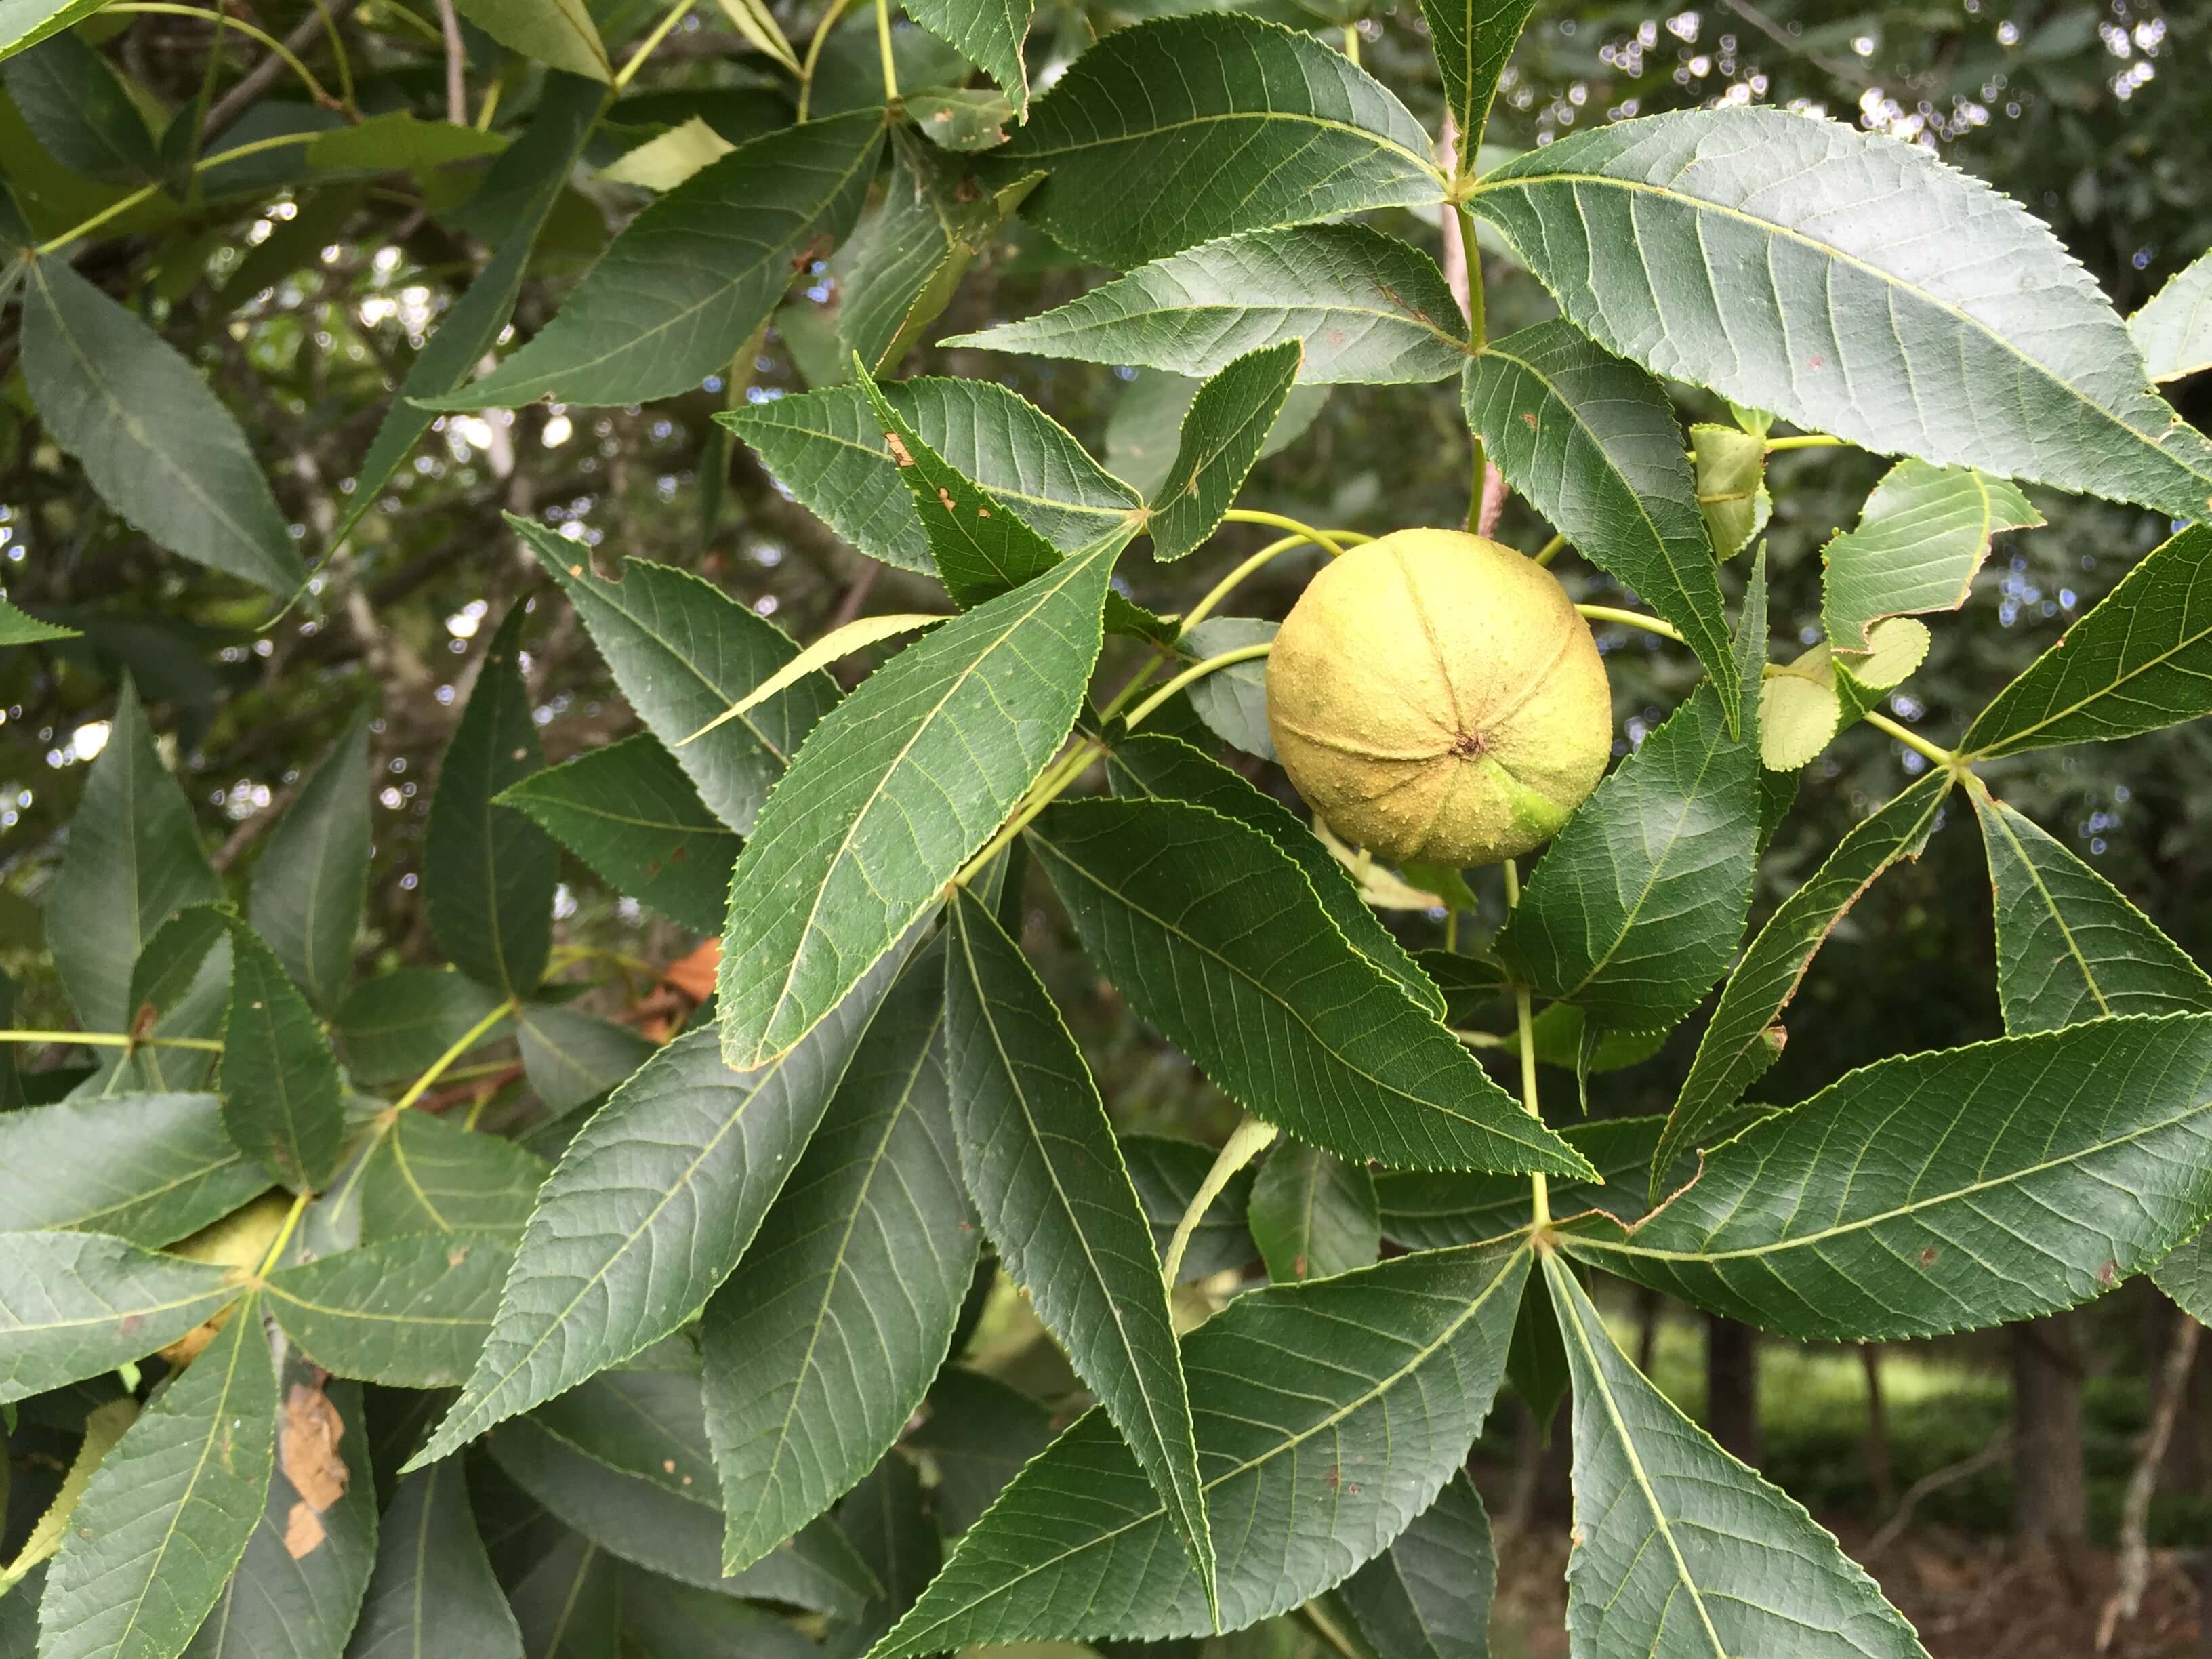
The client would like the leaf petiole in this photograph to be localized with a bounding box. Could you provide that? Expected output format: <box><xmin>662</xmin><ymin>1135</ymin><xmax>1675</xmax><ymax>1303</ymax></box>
<box><xmin>1862</xmin><ymin>708</ymin><xmax>1961</xmax><ymax>770</ymax></box>
<box><xmin>0</xmin><ymin>1028</ymin><xmax>223</xmax><ymax>1052</ymax></box>
<box><xmin>1160</xmin><ymin>1113</ymin><xmax>1279</xmax><ymax>1287</ymax></box>
<box><xmin>32</xmin><ymin>130</ymin><xmax>324</xmax><ymax>255</ymax></box>
<box><xmin>1504</xmin><ymin>857</ymin><xmax>1551</xmax><ymax>1231</ymax></box>
<box><xmin>794</xmin><ymin>0</ymin><xmax>861</xmax><ymax>119</ymax></box>
<box><xmin>614</xmin><ymin>0</ymin><xmax>699</xmax><ymax>88</ymax></box>
<box><xmin>1576</xmin><ymin>603</ymin><xmax>1683</xmax><ymax>642</ymax></box>
<box><xmin>251</xmin><ymin>1189</ymin><xmax>313</xmax><ymax>1276</ymax></box>
<box><xmin>1218</xmin><ymin>510</ymin><xmax>1364</xmax><ymax>560</ymax></box>
<box><xmin>953</xmin><ymin>740</ymin><xmax>1103</xmax><ymax>888</ymax></box>
<box><xmin>1179</xmin><ymin>534</ymin><xmax>1305</xmax><ymax>634</ymax></box>
<box><xmin>873</xmin><ymin>0</ymin><xmax>898</xmax><ymax>102</ymax></box>
<box><xmin>392</xmin><ymin>996</ymin><xmax>517</xmax><ymax>1112</ymax></box>
<box><xmin>1120</xmin><ymin>640</ymin><xmax>1273</xmax><ymax>731</ymax></box>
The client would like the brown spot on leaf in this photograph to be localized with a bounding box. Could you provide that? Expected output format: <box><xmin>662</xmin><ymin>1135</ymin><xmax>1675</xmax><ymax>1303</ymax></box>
<box><xmin>663</xmin><ymin>1459</ymin><xmax>677</xmax><ymax>1474</ymax></box>
<box><xmin>1324</xmin><ymin>1465</ymin><xmax>1340</xmax><ymax>1490</ymax></box>
<box><xmin>789</xmin><ymin>232</ymin><xmax>834</xmax><ymax>273</ymax></box>
<box><xmin>280</xmin><ymin>1382</ymin><xmax>350</xmax><ymax>1520</ymax></box>
<box><xmin>976</xmin><ymin>505</ymin><xmax>990</xmax><ymax>518</ymax></box>
<box><xmin>935</xmin><ymin>486</ymin><xmax>958</xmax><ymax>514</ymax></box>
<box><xmin>2099</xmin><ymin>1259</ymin><xmax>2120</xmax><ymax>1286</ymax></box>
<box><xmin>884</xmin><ymin>432</ymin><xmax>914</xmax><ymax>467</ymax></box>
<box><xmin>284</xmin><ymin>1503</ymin><xmax>327</xmax><ymax>1559</ymax></box>
<box><xmin>447</xmin><ymin>1246</ymin><xmax>469</xmax><ymax>1267</ymax></box>
<box><xmin>1809</xmin><ymin>354</ymin><xmax>1825</xmax><ymax>370</ymax></box>
<box><xmin>668</xmin><ymin>845</ymin><xmax>687</xmax><ymax>863</ymax></box>
<box><xmin>569</xmin><ymin>565</ymin><xmax>583</xmax><ymax>577</ymax></box>
<box><xmin>118</xmin><ymin>1313</ymin><xmax>144</xmax><ymax>1336</ymax></box>
<box><xmin>1918</xmin><ymin>1246</ymin><xmax>1940</xmax><ymax>1269</ymax></box>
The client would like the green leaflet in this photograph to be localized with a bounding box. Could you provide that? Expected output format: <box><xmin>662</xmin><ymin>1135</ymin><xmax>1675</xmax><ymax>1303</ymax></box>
<box><xmin>1247</xmin><ymin>1143</ymin><xmax>1379</xmax><ymax>1284</ymax></box>
<box><xmin>331</xmin><ymin>74</ymin><xmax>602</xmax><ymax>557</ymax></box>
<box><xmin>701</xmin><ymin>943</ymin><xmax>977</xmax><ymax>1570</ymax></box>
<box><xmin>945</xmin><ymin>225</ymin><xmax>1469</xmax><ymax>385</ymax></box>
<box><xmin>1374</xmin><ymin>1115</ymin><xmax>1662</xmax><ymax>1252</ymax></box>
<box><xmin>996</xmin><ymin>14</ymin><xmax>1443</xmax><ymax>268</ymax></box>
<box><xmin>1334</xmin><ymin>1470</ymin><xmax>1496</xmax><ymax>1659</ymax></box>
<box><xmin>1963</xmin><ymin>523</ymin><xmax>2212</xmax><ymax>758</ymax></box>
<box><xmin>306</xmin><ymin>110</ymin><xmax>506</xmax><ymax>173</ymax></box>
<box><xmin>908</xmin><ymin>1367</ymin><xmax>1054</xmax><ymax>1536</ymax></box>
<box><xmin>508</xmin><ymin>1532</ymin><xmax>621</xmax><ymax>1658</ymax></box>
<box><xmin>1690</xmin><ymin>421</ymin><xmax>1770</xmax><ymax>559</ymax></box>
<box><xmin>2131</xmin><ymin>247</ymin><xmax>2212</xmax><ymax>384</ymax></box>
<box><xmin>529</xmin><ymin>1369</ymin><xmax>716</xmax><ymax>1503</ymax></box>
<box><xmin>1821</xmin><ymin>460</ymin><xmax>2042</xmax><ymax>653</ymax></box>
<box><xmin>1565</xmin><ymin>1013</ymin><xmax>2212</xmax><ymax>1341</ymax></box>
<box><xmin>1462</xmin><ymin>318</ymin><xmax>1736</xmax><ymax>714</ymax></box>
<box><xmin>264</xmin><ymin>1231</ymin><xmax>510</xmax><ymax>1387</ymax></box>
<box><xmin>218</xmin><ymin>915</ymin><xmax>344</xmax><ymax>1193</ymax></box>
<box><xmin>82</xmin><ymin>907</ymin><xmax>230</xmax><ymax>1099</ymax></box>
<box><xmin>903</xmin><ymin>0</ymin><xmax>1031</xmax><ymax>112</ymax></box>
<box><xmin>865</xmin><ymin>1240</ymin><xmax>1529</xmax><ymax>1654</ymax></box>
<box><xmin>1422</xmin><ymin>0</ymin><xmax>1534</xmax><ymax>163</ymax></box>
<box><xmin>182</xmin><ymin>1364</ymin><xmax>377</xmax><ymax>1659</ymax></box>
<box><xmin>1657</xmin><ymin>771</ymin><xmax>1954</xmax><ymax>1193</ymax></box>
<box><xmin>1031</xmin><ymin>796</ymin><xmax>1589</xmax><ymax>1175</ymax></box>
<box><xmin>943</xmin><ymin>890</ymin><xmax>1214</xmax><ymax>1603</ymax></box>
<box><xmin>518</xmin><ymin>518</ymin><xmax>840</xmax><ymax>836</ymax></box>
<box><xmin>426</xmin><ymin>111</ymin><xmax>882</xmax><ymax>409</ymax></box>
<box><xmin>0</xmin><ymin>1092</ymin><xmax>266</xmax><ymax>1247</ymax></box>
<box><xmin>1547</xmin><ymin>1260</ymin><xmax>1927</xmax><ymax>1659</ymax></box>
<box><xmin>45</xmin><ymin>678</ymin><xmax>222</xmax><ymax>1032</ymax></box>
<box><xmin>248</xmin><ymin>708</ymin><xmax>371</xmax><ymax>1014</ymax></box>
<box><xmin>834</xmin><ymin>1450</ymin><xmax>941</xmax><ymax>1649</ymax></box>
<box><xmin>1975</xmin><ymin>794</ymin><xmax>2212</xmax><ymax>1035</ymax></box>
<box><xmin>724</xmin><ymin>376</ymin><xmax>1141</xmax><ymax>576</ymax></box>
<box><xmin>3</xmin><ymin>33</ymin><xmax>156</xmax><ymax>182</ymax></box>
<box><xmin>0</xmin><ymin>593</ymin><xmax>75</xmax><ymax>644</ymax></box>
<box><xmin>514</xmin><ymin>1003</ymin><xmax>656</xmax><ymax>1118</ymax></box>
<box><xmin>348</xmin><ymin>1462</ymin><xmax>524</xmax><ymax>1659</ymax></box>
<box><xmin>857</xmin><ymin>359</ymin><xmax>1062</xmax><ymax>605</ymax></box>
<box><xmin>455</xmin><ymin>0</ymin><xmax>608</xmax><ymax>78</ymax></box>
<box><xmin>0</xmin><ymin>0</ymin><xmax>113</xmax><ymax>63</ymax></box>
<box><xmin>0</xmin><ymin>1231</ymin><xmax>237</xmax><ymax>1404</ymax></box>
<box><xmin>21</xmin><ymin>255</ymin><xmax>302</xmax><ymax>594</ymax></box>
<box><xmin>354</xmin><ymin>1111</ymin><xmax>545</xmax><ymax>1243</ymax></box>
<box><xmin>486</xmin><ymin>1413</ymin><xmax>876</xmax><ymax>1612</ymax></box>
<box><xmin>499</xmin><ymin>734</ymin><xmax>741</xmax><ymax>934</ymax></box>
<box><xmin>716</xmin><ymin>530</ymin><xmax>1126</xmax><ymax>1069</ymax></box>
<box><xmin>1149</xmin><ymin>340</ymin><xmax>1301</xmax><ymax>562</ymax></box>
<box><xmin>406</xmin><ymin>945</ymin><xmax>907</xmax><ymax>1470</ymax></box>
<box><xmin>1466</xmin><ymin>107</ymin><xmax>2212</xmax><ymax>521</ymax></box>
<box><xmin>1497</xmin><ymin>559</ymin><xmax>1766</xmax><ymax>1036</ymax></box>
<box><xmin>425</xmin><ymin>604</ymin><xmax>558</xmax><ymax>996</ymax></box>
<box><xmin>1173</xmin><ymin>617</ymin><xmax>1277</xmax><ymax>760</ymax></box>
<box><xmin>1101</xmin><ymin>732</ymin><xmax>1442</xmax><ymax>1017</ymax></box>
<box><xmin>37</xmin><ymin>1298</ymin><xmax>279</xmax><ymax>1659</ymax></box>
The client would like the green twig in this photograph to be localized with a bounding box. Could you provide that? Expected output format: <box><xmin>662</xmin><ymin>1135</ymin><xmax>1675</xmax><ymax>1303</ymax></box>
<box><xmin>873</xmin><ymin>0</ymin><xmax>897</xmax><ymax>101</ymax></box>
<box><xmin>1161</xmin><ymin>1113</ymin><xmax>1279</xmax><ymax>1287</ymax></box>
<box><xmin>393</xmin><ymin>996</ymin><xmax>516</xmax><ymax>1112</ymax></box>
<box><xmin>1576</xmin><ymin>603</ymin><xmax>1683</xmax><ymax>643</ymax></box>
<box><xmin>1863</xmin><ymin>708</ymin><xmax>1960</xmax><ymax>770</ymax></box>
<box><xmin>1121</xmin><ymin>641</ymin><xmax>1273</xmax><ymax>731</ymax></box>
<box><xmin>1218</xmin><ymin>509</ymin><xmax>1357</xmax><ymax>560</ymax></box>
<box><xmin>0</xmin><ymin>1029</ymin><xmax>223</xmax><ymax>1052</ymax></box>
<box><xmin>615</xmin><ymin>0</ymin><xmax>698</xmax><ymax>88</ymax></box>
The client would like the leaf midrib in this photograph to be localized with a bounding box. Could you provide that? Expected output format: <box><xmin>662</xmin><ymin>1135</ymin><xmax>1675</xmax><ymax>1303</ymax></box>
<box><xmin>1980</xmin><ymin>798</ymin><xmax>2113</xmax><ymax>1023</ymax></box>
<box><xmin>1017</xmin><ymin>108</ymin><xmax>1443</xmax><ymax>188</ymax></box>
<box><xmin>734</xmin><ymin>415</ymin><xmax>1139</xmax><ymax>523</ymax></box>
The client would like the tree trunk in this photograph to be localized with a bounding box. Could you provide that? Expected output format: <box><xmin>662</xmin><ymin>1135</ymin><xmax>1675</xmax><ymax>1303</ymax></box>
<box><xmin>2012</xmin><ymin>1312</ymin><xmax>2087</xmax><ymax>1544</ymax></box>
<box><xmin>1861</xmin><ymin>1345</ymin><xmax>1897</xmax><ymax>1509</ymax></box>
<box><xmin>1635</xmin><ymin>1284</ymin><xmax>1662</xmax><ymax>1375</ymax></box>
<box><xmin>1705</xmin><ymin>1314</ymin><xmax>1761</xmax><ymax>1465</ymax></box>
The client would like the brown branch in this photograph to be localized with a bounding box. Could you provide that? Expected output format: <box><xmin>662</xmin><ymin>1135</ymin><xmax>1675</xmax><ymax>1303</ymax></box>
<box><xmin>2097</xmin><ymin>1312</ymin><xmax>2203</xmax><ymax>1650</ymax></box>
<box><xmin>203</xmin><ymin>0</ymin><xmax>366</xmax><ymax>141</ymax></box>
<box><xmin>1862</xmin><ymin>1431</ymin><xmax>2011</xmax><ymax>1561</ymax></box>
<box><xmin>432</xmin><ymin>0</ymin><xmax>466</xmax><ymax>124</ymax></box>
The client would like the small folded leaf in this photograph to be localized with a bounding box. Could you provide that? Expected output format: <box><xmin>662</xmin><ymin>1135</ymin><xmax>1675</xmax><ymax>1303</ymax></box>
<box><xmin>2131</xmin><ymin>249</ymin><xmax>2212</xmax><ymax>384</ymax></box>
<box><xmin>46</xmin><ymin>678</ymin><xmax>222</xmax><ymax>1031</ymax></box>
<box><xmin>1425</xmin><ymin>0</ymin><xmax>1535</xmax><ymax>162</ymax></box>
<box><xmin>1822</xmin><ymin>459</ymin><xmax>2042</xmax><ymax>654</ymax></box>
<box><xmin>724</xmin><ymin>377</ymin><xmax>1141</xmax><ymax>576</ymax></box>
<box><xmin>865</xmin><ymin>1240</ymin><xmax>1529</xmax><ymax>1654</ymax></box>
<box><xmin>713</xmin><ymin>0</ymin><xmax>800</xmax><ymax>69</ymax></box>
<box><xmin>1029</xmin><ymin>796</ymin><xmax>1591</xmax><ymax>1175</ymax></box>
<box><xmin>1148</xmin><ymin>340</ymin><xmax>1301</xmax><ymax>563</ymax></box>
<box><xmin>1567</xmin><ymin>1012</ymin><xmax>2212</xmax><ymax>1340</ymax></box>
<box><xmin>38</xmin><ymin>1298</ymin><xmax>279</xmax><ymax>1659</ymax></box>
<box><xmin>407</xmin><ymin>948</ymin><xmax>906</xmax><ymax>1470</ymax></box>
<box><xmin>248</xmin><ymin>708</ymin><xmax>371</xmax><ymax>1014</ymax></box>
<box><xmin>218</xmin><ymin>916</ymin><xmax>345</xmax><ymax>1193</ymax></box>
<box><xmin>454</xmin><ymin>0</ymin><xmax>608</xmax><ymax>79</ymax></box>
<box><xmin>1463</xmin><ymin>319</ymin><xmax>1736</xmax><ymax>713</ymax></box>
<box><xmin>903</xmin><ymin>0</ymin><xmax>1031</xmax><ymax>112</ymax></box>
<box><xmin>0</xmin><ymin>1231</ymin><xmax>237</xmax><ymax>1404</ymax></box>
<box><xmin>1466</xmin><ymin>106</ymin><xmax>2212</xmax><ymax>520</ymax></box>
<box><xmin>265</xmin><ymin>1232</ymin><xmax>510</xmax><ymax>1387</ymax></box>
<box><xmin>1690</xmin><ymin>421</ymin><xmax>1769</xmax><ymax>560</ymax></box>
<box><xmin>904</xmin><ymin>87</ymin><xmax>1015</xmax><ymax>151</ymax></box>
<box><xmin>716</xmin><ymin>531</ymin><xmax>1125</xmax><ymax>1069</ymax></box>
<box><xmin>426</xmin><ymin>112</ymin><xmax>882</xmax><ymax>409</ymax></box>
<box><xmin>22</xmin><ymin>255</ymin><xmax>302</xmax><ymax>594</ymax></box>
<box><xmin>1547</xmin><ymin>1259</ymin><xmax>1927</xmax><ymax>1659</ymax></box>
<box><xmin>426</xmin><ymin>604</ymin><xmax>558</xmax><ymax>997</ymax></box>
<box><xmin>1499</xmin><ymin>560</ymin><xmax>1765</xmax><ymax>1035</ymax></box>
<box><xmin>1103</xmin><ymin>731</ymin><xmax>1441</xmax><ymax>1016</ymax></box>
<box><xmin>943</xmin><ymin>890</ymin><xmax>1214</xmax><ymax>1601</ymax></box>
<box><xmin>498</xmin><ymin>737</ymin><xmax>739</xmax><ymax>936</ymax></box>
<box><xmin>1659</xmin><ymin>771</ymin><xmax>1953</xmax><ymax>1190</ymax></box>
<box><xmin>1975</xmin><ymin>794</ymin><xmax>2212</xmax><ymax>1036</ymax></box>
<box><xmin>701</xmin><ymin>943</ymin><xmax>977</xmax><ymax>1571</ymax></box>
<box><xmin>0</xmin><ymin>1092</ymin><xmax>267</xmax><ymax>1248</ymax></box>
<box><xmin>684</xmin><ymin>613</ymin><xmax>944</xmax><ymax>747</ymax></box>
<box><xmin>181</xmin><ymin>1363</ymin><xmax>377</xmax><ymax>1659</ymax></box>
<box><xmin>947</xmin><ymin>225</ymin><xmax>1468</xmax><ymax>385</ymax></box>
<box><xmin>1246</xmin><ymin>1143</ymin><xmax>1379</xmax><ymax>1283</ymax></box>
<box><xmin>998</xmin><ymin>14</ymin><xmax>1443</xmax><ymax>268</ymax></box>
<box><xmin>520</xmin><ymin>519</ymin><xmax>840</xmax><ymax>835</ymax></box>
<box><xmin>330</xmin><ymin>75</ymin><xmax>602</xmax><ymax>558</ymax></box>
<box><xmin>1334</xmin><ymin>1470</ymin><xmax>1496</xmax><ymax>1659</ymax></box>
<box><xmin>347</xmin><ymin>1462</ymin><xmax>524</xmax><ymax>1659</ymax></box>
<box><xmin>1963</xmin><ymin>522</ymin><xmax>2212</xmax><ymax>758</ymax></box>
